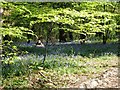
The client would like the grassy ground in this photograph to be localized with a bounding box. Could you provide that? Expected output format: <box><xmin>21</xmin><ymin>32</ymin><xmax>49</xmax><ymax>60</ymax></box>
<box><xmin>1</xmin><ymin>42</ymin><xmax>119</xmax><ymax>88</ymax></box>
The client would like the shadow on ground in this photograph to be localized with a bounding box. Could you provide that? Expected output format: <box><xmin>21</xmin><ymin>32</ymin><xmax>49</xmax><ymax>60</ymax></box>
<box><xmin>17</xmin><ymin>42</ymin><xmax>119</xmax><ymax>58</ymax></box>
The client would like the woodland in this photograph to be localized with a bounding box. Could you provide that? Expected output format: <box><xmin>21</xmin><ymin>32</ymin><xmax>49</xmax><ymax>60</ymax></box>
<box><xmin>0</xmin><ymin>1</ymin><xmax>120</xmax><ymax>88</ymax></box>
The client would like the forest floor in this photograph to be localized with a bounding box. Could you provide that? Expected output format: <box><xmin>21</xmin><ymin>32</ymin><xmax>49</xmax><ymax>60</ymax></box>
<box><xmin>79</xmin><ymin>67</ymin><xmax>119</xmax><ymax>88</ymax></box>
<box><xmin>18</xmin><ymin>41</ymin><xmax>119</xmax><ymax>88</ymax></box>
<box><xmin>64</xmin><ymin>59</ymin><xmax>119</xmax><ymax>88</ymax></box>
<box><xmin>1</xmin><ymin>41</ymin><xmax>119</xmax><ymax>88</ymax></box>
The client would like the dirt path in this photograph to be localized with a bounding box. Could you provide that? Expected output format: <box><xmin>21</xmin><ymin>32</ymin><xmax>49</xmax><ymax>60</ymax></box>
<box><xmin>79</xmin><ymin>67</ymin><xmax>119</xmax><ymax>88</ymax></box>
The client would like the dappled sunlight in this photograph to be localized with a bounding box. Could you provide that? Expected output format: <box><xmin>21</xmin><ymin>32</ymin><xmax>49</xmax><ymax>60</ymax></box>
<box><xmin>1</xmin><ymin>1</ymin><xmax>119</xmax><ymax>88</ymax></box>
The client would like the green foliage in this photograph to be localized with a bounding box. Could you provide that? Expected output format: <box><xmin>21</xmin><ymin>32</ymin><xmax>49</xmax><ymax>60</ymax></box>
<box><xmin>2</xmin><ymin>41</ymin><xmax>17</xmax><ymax>58</ymax></box>
<box><xmin>1</xmin><ymin>2</ymin><xmax>119</xmax><ymax>88</ymax></box>
<box><xmin>1</xmin><ymin>2</ymin><xmax>36</xmax><ymax>65</ymax></box>
<box><xmin>28</xmin><ymin>2</ymin><xmax>119</xmax><ymax>41</ymax></box>
<box><xmin>2</xmin><ymin>2</ymin><xmax>119</xmax><ymax>43</ymax></box>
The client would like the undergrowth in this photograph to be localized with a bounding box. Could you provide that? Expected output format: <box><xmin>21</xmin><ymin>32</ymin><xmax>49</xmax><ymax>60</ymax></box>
<box><xmin>1</xmin><ymin>43</ymin><xmax>119</xmax><ymax>88</ymax></box>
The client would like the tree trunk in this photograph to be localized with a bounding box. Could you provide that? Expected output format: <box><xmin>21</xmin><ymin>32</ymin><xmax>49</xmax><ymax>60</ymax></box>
<box><xmin>103</xmin><ymin>30</ymin><xmax>110</xmax><ymax>44</ymax></box>
<box><xmin>59</xmin><ymin>29</ymin><xmax>66</xmax><ymax>42</ymax></box>
<box><xmin>69</xmin><ymin>31</ymin><xmax>73</xmax><ymax>41</ymax></box>
<box><xmin>103</xmin><ymin>35</ymin><xmax>107</xmax><ymax>44</ymax></box>
<box><xmin>43</xmin><ymin>22</ymin><xmax>53</xmax><ymax>65</ymax></box>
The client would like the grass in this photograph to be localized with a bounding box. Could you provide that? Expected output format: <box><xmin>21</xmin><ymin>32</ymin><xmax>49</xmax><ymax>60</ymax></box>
<box><xmin>1</xmin><ymin>42</ymin><xmax>119</xmax><ymax>88</ymax></box>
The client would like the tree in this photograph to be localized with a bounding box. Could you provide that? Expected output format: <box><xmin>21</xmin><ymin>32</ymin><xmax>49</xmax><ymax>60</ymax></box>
<box><xmin>1</xmin><ymin>2</ymin><xmax>35</xmax><ymax>61</ymax></box>
<box><xmin>2</xmin><ymin>1</ymin><xmax>119</xmax><ymax>60</ymax></box>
